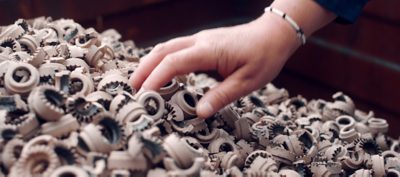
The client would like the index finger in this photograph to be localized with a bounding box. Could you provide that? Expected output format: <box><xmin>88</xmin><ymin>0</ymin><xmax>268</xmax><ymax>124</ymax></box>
<box><xmin>141</xmin><ymin>46</ymin><xmax>216</xmax><ymax>90</ymax></box>
<box><xmin>129</xmin><ymin>36</ymin><xmax>194</xmax><ymax>90</ymax></box>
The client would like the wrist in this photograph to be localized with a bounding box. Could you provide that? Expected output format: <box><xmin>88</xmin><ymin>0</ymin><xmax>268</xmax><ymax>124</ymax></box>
<box><xmin>250</xmin><ymin>12</ymin><xmax>301</xmax><ymax>55</ymax></box>
<box><xmin>270</xmin><ymin>0</ymin><xmax>336</xmax><ymax>37</ymax></box>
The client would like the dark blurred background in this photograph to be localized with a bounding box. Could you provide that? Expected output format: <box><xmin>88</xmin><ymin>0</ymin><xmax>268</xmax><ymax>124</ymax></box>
<box><xmin>1</xmin><ymin>0</ymin><xmax>399</xmax><ymax>136</ymax></box>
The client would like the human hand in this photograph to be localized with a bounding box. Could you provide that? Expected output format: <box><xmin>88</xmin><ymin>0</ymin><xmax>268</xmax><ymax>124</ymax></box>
<box><xmin>130</xmin><ymin>12</ymin><xmax>302</xmax><ymax>118</ymax></box>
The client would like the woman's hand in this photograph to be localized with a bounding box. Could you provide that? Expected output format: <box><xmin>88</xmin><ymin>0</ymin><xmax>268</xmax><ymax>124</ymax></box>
<box><xmin>130</xmin><ymin>0</ymin><xmax>335</xmax><ymax>118</ymax></box>
<box><xmin>130</xmin><ymin>13</ymin><xmax>300</xmax><ymax>118</ymax></box>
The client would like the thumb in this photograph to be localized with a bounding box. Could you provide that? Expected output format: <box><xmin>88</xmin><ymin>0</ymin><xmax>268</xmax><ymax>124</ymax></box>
<box><xmin>196</xmin><ymin>67</ymin><xmax>254</xmax><ymax>118</ymax></box>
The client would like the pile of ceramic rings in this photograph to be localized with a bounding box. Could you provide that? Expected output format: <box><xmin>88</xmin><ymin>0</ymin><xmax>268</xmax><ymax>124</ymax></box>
<box><xmin>0</xmin><ymin>17</ymin><xmax>398</xmax><ymax>177</ymax></box>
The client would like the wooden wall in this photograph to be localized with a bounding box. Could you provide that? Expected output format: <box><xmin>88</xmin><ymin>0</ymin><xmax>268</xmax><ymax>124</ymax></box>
<box><xmin>1</xmin><ymin>0</ymin><xmax>399</xmax><ymax>136</ymax></box>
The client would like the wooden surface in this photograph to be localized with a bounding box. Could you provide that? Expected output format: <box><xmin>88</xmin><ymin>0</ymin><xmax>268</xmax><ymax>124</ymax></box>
<box><xmin>1</xmin><ymin>0</ymin><xmax>399</xmax><ymax>136</ymax></box>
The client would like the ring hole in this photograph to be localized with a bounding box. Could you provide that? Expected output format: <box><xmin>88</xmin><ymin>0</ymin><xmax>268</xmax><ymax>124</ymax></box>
<box><xmin>69</xmin><ymin>78</ymin><xmax>84</xmax><ymax>95</ymax></box>
<box><xmin>44</xmin><ymin>89</ymin><xmax>65</xmax><ymax>107</ymax></box>
<box><xmin>291</xmin><ymin>99</ymin><xmax>305</xmax><ymax>109</ymax></box>
<box><xmin>249</xmin><ymin>95</ymin><xmax>264</xmax><ymax>107</ymax></box>
<box><xmin>271</xmin><ymin>124</ymin><xmax>286</xmax><ymax>137</ymax></box>
<box><xmin>388</xmin><ymin>171</ymin><xmax>400</xmax><ymax>177</ymax></box>
<box><xmin>338</xmin><ymin>118</ymin><xmax>351</xmax><ymax>125</ymax></box>
<box><xmin>73</xmin><ymin>98</ymin><xmax>98</xmax><ymax>116</ymax></box>
<box><xmin>353</xmin><ymin>152</ymin><xmax>359</xmax><ymax>160</ymax></box>
<box><xmin>219</xmin><ymin>143</ymin><xmax>234</xmax><ymax>152</ymax></box>
<box><xmin>13</xmin><ymin>145</ymin><xmax>23</xmax><ymax>159</ymax></box>
<box><xmin>370</xmin><ymin>119</ymin><xmax>384</xmax><ymax>124</ymax></box>
<box><xmin>342</xmin><ymin>126</ymin><xmax>352</xmax><ymax>132</ymax></box>
<box><xmin>12</xmin><ymin>67</ymin><xmax>31</xmax><ymax>83</ymax></box>
<box><xmin>2</xmin><ymin>129</ymin><xmax>17</xmax><ymax>140</ymax></box>
<box><xmin>5</xmin><ymin>110</ymin><xmax>29</xmax><ymax>124</ymax></box>
<box><xmin>1</xmin><ymin>39</ymin><xmax>15</xmax><ymax>49</ymax></box>
<box><xmin>144</xmin><ymin>98</ymin><xmax>159</xmax><ymax>116</ymax></box>
<box><xmin>78</xmin><ymin>36</ymin><xmax>87</xmax><ymax>44</ymax></box>
<box><xmin>299</xmin><ymin>132</ymin><xmax>313</xmax><ymax>150</ymax></box>
<box><xmin>77</xmin><ymin>136</ymin><xmax>90</xmax><ymax>152</ymax></box>
<box><xmin>394</xmin><ymin>144</ymin><xmax>400</xmax><ymax>152</ymax></box>
<box><xmin>362</xmin><ymin>141</ymin><xmax>380</xmax><ymax>155</ymax></box>
<box><xmin>162</xmin><ymin>81</ymin><xmax>173</xmax><ymax>88</ymax></box>
<box><xmin>185</xmin><ymin>139</ymin><xmax>201</xmax><ymax>150</ymax></box>
<box><xmin>282</xmin><ymin>142</ymin><xmax>289</xmax><ymax>150</ymax></box>
<box><xmin>99</xmin><ymin>118</ymin><xmax>121</xmax><ymax>144</ymax></box>
<box><xmin>105</xmin><ymin>82</ymin><xmax>125</xmax><ymax>95</ymax></box>
<box><xmin>60</xmin><ymin>172</ymin><xmax>77</xmax><ymax>177</ymax></box>
<box><xmin>66</xmin><ymin>65</ymin><xmax>78</xmax><ymax>72</ymax></box>
<box><xmin>55</xmin><ymin>146</ymin><xmax>76</xmax><ymax>165</ymax></box>
<box><xmin>335</xmin><ymin>95</ymin><xmax>346</xmax><ymax>102</ymax></box>
<box><xmin>183</xmin><ymin>93</ymin><xmax>196</xmax><ymax>108</ymax></box>
<box><xmin>383</xmin><ymin>152</ymin><xmax>396</xmax><ymax>159</ymax></box>
<box><xmin>30</xmin><ymin>158</ymin><xmax>50</xmax><ymax>175</ymax></box>
<box><xmin>21</xmin><ymin>44</ymin><xmax>30</xmax><ymax>53</ymax></box>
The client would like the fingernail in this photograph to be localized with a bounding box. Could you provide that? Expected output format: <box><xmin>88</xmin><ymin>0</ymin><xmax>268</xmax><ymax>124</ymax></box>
<box><xmin>197</xmin><ymin>101</ymin><xmax>214</xmax><ymax>118</ymax></box>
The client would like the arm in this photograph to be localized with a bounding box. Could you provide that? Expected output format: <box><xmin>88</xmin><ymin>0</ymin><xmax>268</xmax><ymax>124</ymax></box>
<box><xmin>130</xmin><ymin>0</ymin><xmax>336</xmax><ymax>118</ymax></box>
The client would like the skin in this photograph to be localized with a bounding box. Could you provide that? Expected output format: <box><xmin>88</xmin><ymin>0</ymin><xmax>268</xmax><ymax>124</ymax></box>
<box><xmin>130</xmin><ymin>0</ymin><xmax>337</xmax><ymax>118</ymax></box>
